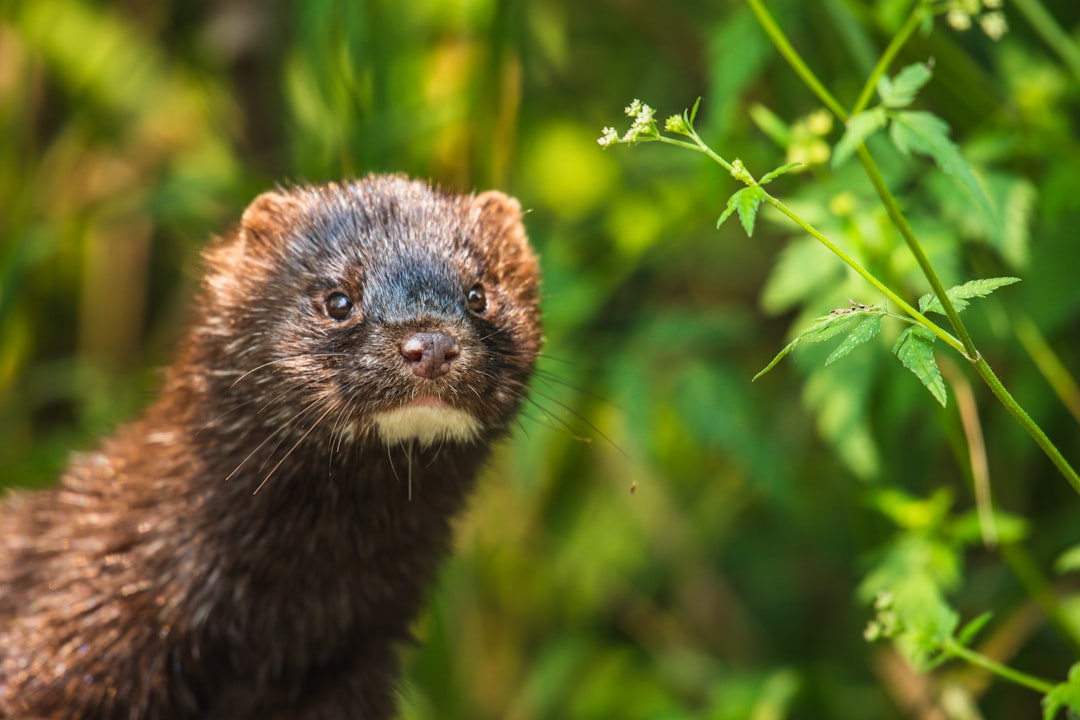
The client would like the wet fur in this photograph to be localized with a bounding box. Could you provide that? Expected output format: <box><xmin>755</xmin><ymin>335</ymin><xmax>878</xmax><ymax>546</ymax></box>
<box><xmin>0</xmin><ymin>176</ymin><xmax>541</xmax><ymax>718</ymax></box>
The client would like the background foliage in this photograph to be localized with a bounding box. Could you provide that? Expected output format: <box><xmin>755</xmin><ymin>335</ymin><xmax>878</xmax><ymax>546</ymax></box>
<box><xmin>2</xmin><ymin>0</ymin><xmax>1080</xmax><ymax>717</ymax></box>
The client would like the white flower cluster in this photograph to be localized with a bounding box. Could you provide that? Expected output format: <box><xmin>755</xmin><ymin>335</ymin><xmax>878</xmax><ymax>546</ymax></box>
<box><xmin>946</xmin><ymin>0</ymin><xmax>1008</xmax><ymax>41</ymax></box>
<box><xmin>597</xmin><ymin>98</ymin><xmax>659</xmax><ymax>147</ymax></box>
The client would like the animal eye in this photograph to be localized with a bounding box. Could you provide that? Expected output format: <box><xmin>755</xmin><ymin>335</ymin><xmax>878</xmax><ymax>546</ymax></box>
<box><xmin>466</xmin><ymin>284</ymin><xmax>487</xmax><ymax>314</ymax></box>
<box><xmin>325</xmin><ymin>292</ymin><xmax>354</xmax><ymax>320</ymax></box>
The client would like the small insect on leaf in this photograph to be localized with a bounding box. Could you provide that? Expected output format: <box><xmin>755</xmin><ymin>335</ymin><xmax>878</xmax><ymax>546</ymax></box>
<box><xmin>826</xmin><ymin>314</ymin><xmax>884</xmax><ymax>365</ymax></box>
<box><xmin>629</xmin><ymin>480</ymin><xmax>638</xmax><ymax>495</ymax></box>
<box><xmin>754</xmin><ymin>310</ymin><xmax>868</xmax><ymax>381</ymax></box>
<box><xmin>892</xmin><ymin>326</ymin><xmax>947</xmax><ymax>407</ymax></box>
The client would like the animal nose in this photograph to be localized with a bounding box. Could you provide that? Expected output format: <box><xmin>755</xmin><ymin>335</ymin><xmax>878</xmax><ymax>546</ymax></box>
<box><xmin>399</xmin><ymin>332</ymin><xmax>461</xmax><ymax>379</ymax></box>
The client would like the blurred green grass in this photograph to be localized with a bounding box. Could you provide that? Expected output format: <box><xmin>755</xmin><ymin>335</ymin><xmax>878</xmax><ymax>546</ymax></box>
<box><xmin>2</xmin><ymin>0</ymin><xmax>1080</xmax><ymax>717</ymax></box>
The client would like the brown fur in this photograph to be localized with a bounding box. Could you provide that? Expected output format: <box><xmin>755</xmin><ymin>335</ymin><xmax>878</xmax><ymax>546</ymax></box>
<box><xmin>0</xmin><ymin>176</ymin><xmax>541</xmax><ymax>719</ymax></box>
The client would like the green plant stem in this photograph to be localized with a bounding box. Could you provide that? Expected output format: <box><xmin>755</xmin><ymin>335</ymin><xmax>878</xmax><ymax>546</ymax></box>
<box><xmin>744</xmin><ymin>0</ymin><xmax>1080</xmax><ymax>489</ymax></box>
<box><xmin>744</xmin><ymin>0</ymin><xmax>849</xmax><ymax>121</ymax></box>
<box><xmin>855</xmin><ymin>145</ymin><xmax>978</xmax><ymax>359</ymax></box>
<box><xmin>655</xmin><ymin>135</ymin><xmax>735</xmax><ymax>174</ymax></box>
<box><xmin>764</xmin><ymin>195</ymin><xmax>964</xmax><ymax>352</ymax></box>
<box><xmin>653</xmin><ymin>133</ymin><xmax>963</xmax><ymax>351</ymax></box>
<box><xmin>944</xmin><ymin>638</ymin><xmax>1056</xmax><ymax>694</ymax></box>
<box><xmin>851</xmin><ymin>4</ymin><xmax>925</xmax><ymax>115</ymax></box>
<box><xmin>1010</xmin><ymin>0</ymin><xmax>1080</xmax><ymax>83</ymax></box>
<box><xmin>973</xmin><ymin>357</ymin><xmax>1080</xmax><ymax>494</ymax></box>
<box><xmin>746</xmin><ymin>0</ymin><xmax>976</xmax><ymax>351</ymax></box>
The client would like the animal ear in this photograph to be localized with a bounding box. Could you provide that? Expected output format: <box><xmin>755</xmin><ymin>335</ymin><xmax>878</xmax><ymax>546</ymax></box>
<box><xmin>472</xmin><ymin>190</ymin><xmax>539</xmax><ymax>293</ymax></box>
<box><xmin>473</xmin><ymin>190</ymin><xmax>528</xmax><ymax>253</ymax></box>
<box><xmin>240</xmin><ymin>189</ymin><xmax>304</xmax><ymax>244</ymax></box>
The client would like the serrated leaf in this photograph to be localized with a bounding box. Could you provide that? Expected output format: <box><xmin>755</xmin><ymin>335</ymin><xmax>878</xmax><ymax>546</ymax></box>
<box><xmin>753</xmin><ymin>338</ymin><xmax>798</xmax><ymax>381</ymax></box>
<box><xmin>716</xmin><ymin>194</ymin><xmax>739</xmax><ymax>230</ymax></box>
<box><xmin>1054</xmin><ymin>544</ymin><xmax>1080</xmax><ymax>575</ymax></box>
<box><xmin>956</xmin><ymin>611</ymin><xmax>993</xmax><ymax>647</ymax></box>
<box><xmin>889</xmin><ymin>110</ymin><xmax>997</xmax><ymax>224</ymax></box>
<box><xmin>892</xmin><ymin>326</ymin><xmax>946</xmax><ymax>406</ymax></box>
<box><xmin>918</xmin><ymin>276</ymin><xmax>1021</xmax><ymax>315</ymax></box>
<box><xmin>825</xmin><ymin>314</ymin><xmax>883</xmax><ymax>365</ymax></box>
<box><xmin>800</xmin><ymin>311</ymin><xmax>863</xmax><ymax>343</ymax></box>
<box><xmin>1043</xmin><ymin>663</ymin><xmax>1080</xmax><ymax>720</ymax></box>
<box><xmin>753</xmin><ymin>311</ymin><xmax>860</xmax><ymax>381</ymax></box>
<box><xmin>735</xmin><ymin>185</ymin><xmax>765</xmax><ymax>237</ymax></box>
<box><xmin>878</xmin><ymin>61</ymin><xmax>933</xmax><ymax>108</ymax></box>
<box><xmin>760</xmin><ymin>162</ymin><xmax>803</xmax><ymax>185</ymax></box>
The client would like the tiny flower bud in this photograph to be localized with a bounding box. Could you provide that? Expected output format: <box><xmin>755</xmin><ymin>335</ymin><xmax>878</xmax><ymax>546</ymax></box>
<box><xmin>980</xmin><ymin>11</ymin><xmax>1008</xmax><ymax>41</ymax></box>
<box><xmin>947</xmin><ymin>9</ymin><xmax>972</xmax><ymax>31</ymax></box>
<box><xmin>665</xmin><ymin>114</ymin><xmax>688</xmax><ymax>133</ymax></box>
<box><xmin>805</xmin><ymin>110</ymin><xmax>833</xmax><ymax>137</ymax></box>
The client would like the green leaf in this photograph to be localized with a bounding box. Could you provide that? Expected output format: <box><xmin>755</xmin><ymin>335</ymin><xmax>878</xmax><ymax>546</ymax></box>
<box><xmin>918</xmin><ymin>276</ymin><xmax>1021</xmax><ymax>315</ymax></box>
<box><xmin>956</xmin><ymin>611</ymin><xmax>993</xmax><ymax>647</ymax></box>
<box><xmin>689</xmin><ymin>96</ymin><xmax>702</xmax><ymax>125</ymax></box>
<box><xmin>870</xmin><ymin>487</ymin><xmax>954</xmax><ymax>532</ymax></box>
<box><xmin>878</xmin><ymin>61</ymin><xmax>933</xmax><ymax>108</ymax></box>
<box><xmin>733</xmin><ymin>185</ymin><xmax>765</xmax><ymax>236</ymax></box>
<box><xmin>832</xmin><ymin>107</ymin><xmax>887</xmax><ymax>168</ymax></box>
<box><xmin>753</xmin><ymin>311</ymin><xmax>861</xmax><ymax>381</ymax></box>
<box><xmin>760</xmin><ymin>162</ymin><xmax>803</xmax><ymax>185</ymax></box>
<box><xmin>1043</xmin><ymin>663</ymin><xmax>1080</xmax><ymax>720</ymax></box>
<box><xmin>825</xmin><ymin>314</ymin><xmax>883</xmax><ymax>365</ymax></box>
<box><xmin>889</xmin><ymin>110</ymin><xmax>997</xmax><ymax>223</ymax></box>
<box><xmin>859</xmin><ymin>535</ymin><xmax>961</xmax><ymax>670</ymax></box>
<box><xmin>717</xmin><ymin>197</ymin><xmax>738</xmax><ymax>230</ymax></box>
<box><xmin>892</xmin><ymin>326</ymin><xmax>946</xmax><ymax>406</ymax></box>
<box><xmin>753</xmin><ymin>338</ymin><xmax>798</xmax><ymax>381</ymax></box>
<box><xmin>799</xmin><ymin>311</ymin><xmax>863</xmax><ymax>343</ymax></box>
<box><xmin>1054</xmin><ymin>544</ymin><xmax>1080</xmax><ymax>575</ymax></box>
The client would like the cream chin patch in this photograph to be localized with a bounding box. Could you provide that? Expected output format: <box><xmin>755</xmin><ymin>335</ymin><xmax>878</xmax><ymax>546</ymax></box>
<box><xmin>372</xmin><ymin>405</ymin><xmax>482</xmax><ymax>447</ymax></box>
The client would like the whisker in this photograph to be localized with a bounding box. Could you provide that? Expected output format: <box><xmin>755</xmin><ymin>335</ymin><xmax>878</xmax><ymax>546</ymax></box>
<box><xmin>253</xmin><ymin>402</ymin><xmax>339</xmax><ymax>495</ymax></box>
<box><xmin>406</xmin><ymin>441</ymin><xmax>415</xmax><ymax>502</ymax></box>
<box><xmin>524</xmin><ymin>387</ymin><xmax>625</xmax><ymax>456</ymax></box>
<box><xmin>224</xmin><ymin>397</ymin><xmax>320</xmax><ymax>482</ymax></box>
<box><xmin>229</xmin><ymin>354</ymin><xmax>353</xmax><ymax>388</ymax></box>
<box><xmin>531</xmin><ymin>370</ymin><xmax>621</xmax><ymax>408</ymax></box>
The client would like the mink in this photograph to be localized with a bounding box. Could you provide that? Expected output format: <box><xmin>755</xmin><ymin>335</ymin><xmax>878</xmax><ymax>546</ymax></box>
<box><xmin>0</xmin><ymin>175</ymin><xmax>542</xmax><ymax>719</ymax></box>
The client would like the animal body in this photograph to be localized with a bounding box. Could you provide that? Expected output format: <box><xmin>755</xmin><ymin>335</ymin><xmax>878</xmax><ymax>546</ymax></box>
<box><xmin>0</xmin><ymin>176</ymin><xmax>541</xmax><ymax>719</ymax></box>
